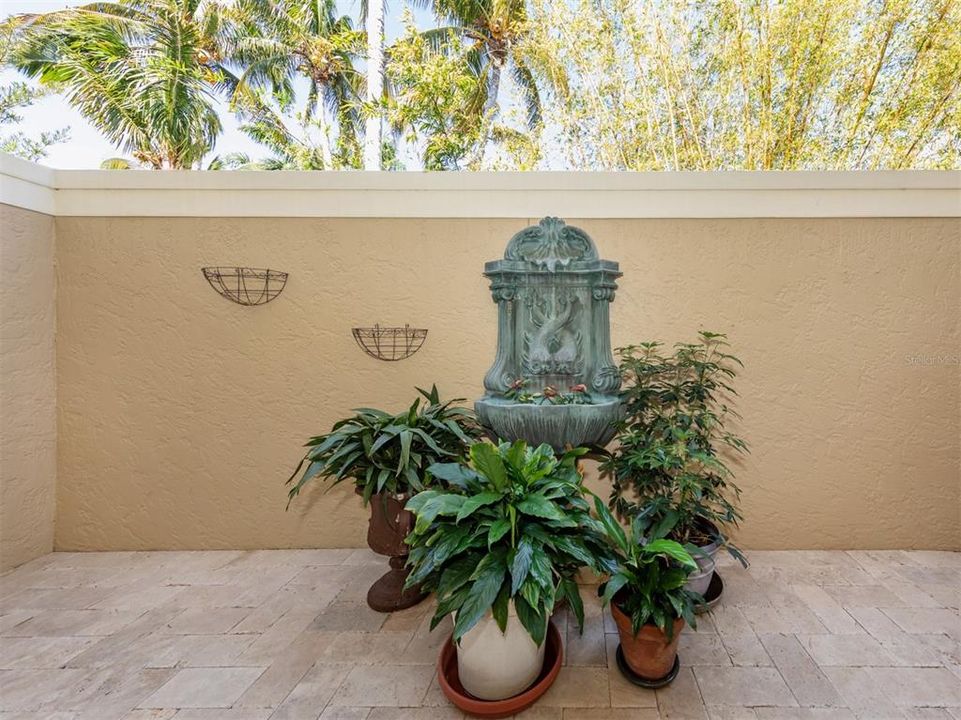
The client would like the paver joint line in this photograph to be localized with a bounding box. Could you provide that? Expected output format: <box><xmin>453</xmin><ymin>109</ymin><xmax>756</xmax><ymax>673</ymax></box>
<box><xmin>0</xmin><ymin>549</ymin><xmax>958</xmax><ymax>717</ymax></box>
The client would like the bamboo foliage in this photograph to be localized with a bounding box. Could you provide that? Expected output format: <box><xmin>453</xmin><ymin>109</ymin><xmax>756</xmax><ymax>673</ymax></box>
<box><xmin>523</xmin><ymin>0</ymin><xmax>960</xmax><ymax>169</ymax></box>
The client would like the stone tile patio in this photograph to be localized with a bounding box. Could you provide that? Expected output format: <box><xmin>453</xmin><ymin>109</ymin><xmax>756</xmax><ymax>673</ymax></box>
<box><xmin>0</xmin><ymin>549</ymin><xmax>958</xmax><ymax>720</ymax></box>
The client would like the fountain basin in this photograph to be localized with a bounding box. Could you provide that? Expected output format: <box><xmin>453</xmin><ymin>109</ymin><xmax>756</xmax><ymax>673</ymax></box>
<box><xmin>475</xmin><ymin>396</ymin><xmax>622</xmax><ymax>451</ymax></box>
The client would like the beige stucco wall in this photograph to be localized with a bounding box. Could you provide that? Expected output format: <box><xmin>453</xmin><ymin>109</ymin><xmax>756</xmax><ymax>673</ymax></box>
<box><xmin>1</xmin><ymin>203</ymin><xmax>56</xmax><ymax>571</ymax></box>
<box><xmin>52</xmin><ymin>216</ymin><xmax>960</xmax><ymax>552</ymax></box>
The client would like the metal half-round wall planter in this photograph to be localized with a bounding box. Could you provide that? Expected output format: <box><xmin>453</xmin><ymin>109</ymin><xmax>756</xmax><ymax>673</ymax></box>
<box><xmin>202</xmin><ymin>266</ymin><xmax>288</xmax><ymax>306</ymax></box>
<box><xmin>352</xmin><ymin>324</ymin><xmax>428</xmax><ymax>361</ymax></box>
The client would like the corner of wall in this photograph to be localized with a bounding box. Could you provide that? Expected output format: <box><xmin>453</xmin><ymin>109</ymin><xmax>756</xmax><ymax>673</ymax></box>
<box><xmin>0</xmin><ymin>202</ymin><xmax>57</xmax><ymax>572</ymax></box>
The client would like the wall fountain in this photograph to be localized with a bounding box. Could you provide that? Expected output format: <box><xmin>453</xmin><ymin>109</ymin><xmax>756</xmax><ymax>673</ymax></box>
<box><xmin>476</xmin><ymin>217</ymin><xmax>623</xmax><ymax>450</ymax></box>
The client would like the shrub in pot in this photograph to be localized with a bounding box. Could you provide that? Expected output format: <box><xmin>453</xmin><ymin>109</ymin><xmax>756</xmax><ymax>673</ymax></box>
<box><xmin>286</xmin><ymin>385</ymin><xmax>480</xmax><ymax>611</ymax></box>
<box><xmin>593</xmin><ymin>496</ymin><xmax>700</xmax><ymax>683</ymax></box>
<box><xmin>404</xmin><ymin>440</ymin><xmax>612</xmax><ymax>702</ymax></box>
<box><xmin>601</xmin><ymin>331</ymin><xmax>749</xmax><ymax>596</ymax></box>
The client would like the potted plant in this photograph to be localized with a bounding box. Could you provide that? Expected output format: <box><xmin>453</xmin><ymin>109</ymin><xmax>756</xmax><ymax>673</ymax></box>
<box><xmin>593</xmin><ymin>496</ymin><xmax>700</xmax><ymax>686</ymax></box>
<box><xmin>404</xmin><ymin>440</ymin><xmax>612</xmax><ymax>709</ymax></box>
<box><xmin>601</xmin><ymin>331</ymin><xmax>748</xmax><ymax>600</ymax></box>
<box><xmin>286</xmin><ymin>385</ymin><xmax>480</xmax><ymax>611</ymax></box>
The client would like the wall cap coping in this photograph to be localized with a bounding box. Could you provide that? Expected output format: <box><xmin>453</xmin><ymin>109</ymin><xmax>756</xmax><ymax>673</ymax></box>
<box><xmin>2</xmin><ymin>152</ymin><xmax>959</xmax><ymax>218</ymax></box>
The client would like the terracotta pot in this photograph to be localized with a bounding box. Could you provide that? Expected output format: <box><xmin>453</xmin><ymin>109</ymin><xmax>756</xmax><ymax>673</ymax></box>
<box><xmin>362</xmin><ymin>490</ymin><xmax>427</xmax><ymax>613</ymax></box>
<box><xmin>610</xmin><ymin>599</ymin><xmax>684</xmax><ymax>680</ymax></box>
<box><xmin>438</xmin><ymin>620</ymin><xmax>563</xmax><ymax>718</ymax></box>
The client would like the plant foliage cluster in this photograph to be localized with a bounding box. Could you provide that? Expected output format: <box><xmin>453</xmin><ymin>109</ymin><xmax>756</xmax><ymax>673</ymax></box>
<box><xmin>1</xmin><ymin>0</ymin><xmax>958</xmax><ymax>168</ymax></box>
<box><xmin>601</xmin><ymin>331</ymin><xmax>748</xmax><ymax>565</ymax></box>
<box><xmin>404</xmin><ymin>440</ymin><xmax>613</xmax><ymax>644</ymax></box>
<box><xmin>0</xmin><ymin>20</ymin><xmax>68</xmax><ymax>160</ymax></box>
<box><xmin>592</xmin><ymin>496</ymin><xmax>701</xmax><ymax>640</ymax></box>
<box><xmin>286</xmin><ymin>385</ymin><xmax>479</xmax><ymax>506</ymax></box>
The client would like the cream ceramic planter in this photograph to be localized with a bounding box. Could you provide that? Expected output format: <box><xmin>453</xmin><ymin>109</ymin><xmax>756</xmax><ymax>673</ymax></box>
<box><xmin>456</xmin><ymin>606</ymin><xmax>546</xmax><ymax>701</ymax></box>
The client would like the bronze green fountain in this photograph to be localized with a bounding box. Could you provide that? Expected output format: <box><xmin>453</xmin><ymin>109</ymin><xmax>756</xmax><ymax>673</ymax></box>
<box><xmin>476</xmin><ymin>217</ymin><xmax>623</xmax><ymax>449</ymax></box>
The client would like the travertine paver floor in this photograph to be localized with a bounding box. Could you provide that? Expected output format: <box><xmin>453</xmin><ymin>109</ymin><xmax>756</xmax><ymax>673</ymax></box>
<box><xmin>1</xmin><ymin>549</ymin><xmax>958</xmax><ymax>720</ymax></box>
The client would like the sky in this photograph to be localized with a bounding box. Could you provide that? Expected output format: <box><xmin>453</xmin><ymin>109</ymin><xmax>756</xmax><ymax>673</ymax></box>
<box><xmin>1</xmin><ymin>0</ymin><xmax>430</xmax><ymax>168</ymax></box>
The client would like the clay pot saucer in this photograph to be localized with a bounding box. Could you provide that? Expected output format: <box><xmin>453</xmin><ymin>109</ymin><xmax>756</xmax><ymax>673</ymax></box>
<box><xmin>615</xmin><ymin>648</ymin><xmax>680</xmax><ymax>688</ymax></box>
<box><xmin>694</xmin><ymin>572</ymin><xmax>724</xmax><ymax>615</ymax></box>
<box><xmin>437</xmin><ymin>620</ymin><xmax>562</xmax><ymax>718</ymax></box>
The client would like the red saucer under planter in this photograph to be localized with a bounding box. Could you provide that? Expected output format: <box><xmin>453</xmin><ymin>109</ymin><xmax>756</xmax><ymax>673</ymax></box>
<box><xmin>437</xmin><ymin>621</ymin><xmax>563</xmax><ymax>719</ymax></box>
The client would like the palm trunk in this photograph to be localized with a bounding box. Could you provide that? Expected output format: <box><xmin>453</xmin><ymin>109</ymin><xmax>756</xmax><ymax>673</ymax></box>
<box><xmin>364</xmin><ymin>0</ymin><xmax>385</xmax><ymax>170</ymax></box>
<box><xmin>316</xmin><ymin>109</ymin><xmax>335</xmax><ymax>169</ymax></box>
<box><xmin>471</xmin><ymin>63</ymin><xmax>501</xmax><ymax>168</ymax></box>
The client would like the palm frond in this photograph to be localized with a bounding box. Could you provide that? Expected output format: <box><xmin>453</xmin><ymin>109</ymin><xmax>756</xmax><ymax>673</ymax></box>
<box><xmin>510</xmin><ymin>58</ymin><xmax>541</xmax><ymax>129</ymax></box>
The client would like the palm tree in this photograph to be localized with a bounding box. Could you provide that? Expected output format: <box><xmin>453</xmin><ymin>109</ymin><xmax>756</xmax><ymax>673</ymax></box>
<box><xmin>415</xmin><ymin>0</ymin><xmax>541</xmax><ymax>163</ymax></box>
<box><xmin>10</xmin><ymin>0</ymin><xmax>231</xmax><ymax>169</ymax></box>
<box><xmin>221</xmin><ymin>0</ymin><xmax>364</xmax><ymax>169</ymax></box>
<box><xmin>232</xmin><ymin>90</ymin><xmax>330</xmax><ymax>169</ymax></box>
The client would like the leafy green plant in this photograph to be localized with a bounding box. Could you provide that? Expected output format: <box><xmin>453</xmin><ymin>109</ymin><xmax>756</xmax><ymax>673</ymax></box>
<box><xmin>286</xmin><ymin>386</ymin><xmax>479</xmax><ymax>507</ymax></box>
<box><xmin>404</xmin><ymin>440</ymin><xmax>614</xmax><ymax>645</ymax></box>
<box><xmin>10</xmin><ymin>0</ymin><xmax>230</xmax><ymax>169</ymax></box>
<box><xmin>601</xmin><ymin>331</ymin><xmax>748</xmax><ymax>565</ymax></box>
<box><xmin>594</xmin><ymin>496</ymin><xmax>699</xmax><ymax>640</ymax></box>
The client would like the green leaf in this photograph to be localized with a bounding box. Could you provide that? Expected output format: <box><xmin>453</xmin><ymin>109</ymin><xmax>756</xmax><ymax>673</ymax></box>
<box><xmin>550</xmin><ymin>535</ymin><xmax>594</xmax><ymax>567</ymax></box>
<box><xmin>487</xmin><ymin>518</ymin><xmax>511</xmax><ymax>546</ymax></box>
<box><xmin>410</xmin><ymin>493</ymin><xmax>468</xmax><ymax>534</ymax></box>
<box><xmin>594</xmin><ymin>495</ymin><xmax>629</xmax><ymax>554</ymax></box>
<box><xmin>436</xmin><ymin>554</ymin><xmax>479</xmax><ymax>597</ymax></box>
<box><xmin>369</xmin><ymin>430</ymin><xmax>397</xmax><ymax>455</ymax></box>
<box><xmin>516</xmin><ymin>493</ymin><xmax>565</xmax><ymax>521</ymax></box>
<box><xmin>376</xmin><ymin>468</ymin><xmax>390</xmax><ymax>494</ymax></box>
<box><xmin>456</xmin><ymin>491</ymin><xmax>502</xmax><ymax>522</ymax></box>
<box><xmin>443</xmin><ymin>418</ymin><xmax>472</xmax><ymax>444</ymax></box>
<box><xmin>432</xmin><ymin>585</ymin><xmax>470</xmax><ymax>630</ymax></box>
<box><xmin>491</xmin><ymin>582</ymin><xmax>509</xmax><ymax>633</ymax></box>
<box><xmin>398</xmin><ymin>430</ymin><xmax>412</xmax><ymax>474</ymax></box>
<box><xmin>505</xmin><ymin>440</ymin><xmax>528</xmax><ymax>470</ymax></box>
<box><xmin>528</xmin><ymin>546</ymin><xmax>553</xmax><ymax>591</ymax></box>
<box><xmin>409</xmin><ymin>427</ymin><xmax>453</xmax><ymax>457</ymax></box>
<box><xmin>514</xmin><ymin>595</ymin><xmax>547</xmax><ymax>646</ymax></box>
<box><xmin>649</xmin><ymin>510</ymin><xmax>679</xmax><ymax>540</ymax></box>
<box><xmin>427</xmin><ymin>462</ymin><xmax>478</xmax><ymax>489</ymax></box>
<box><xmin>406</xmin><ymin>489</ymin><xmax>442</xmax><ymax>514</ymax></box>
<box><xmin>470</xmin><ymin>443</ymin><xmax>507</xmax><ymax>491</ymax></box>
<box><xmin>560</xmin><ymin>577</ymin><xmax>585</xmax><ymax>632</ymax></box>
<box><xmin>404</xmin><ymin>465</ymin><xmax>423</xmax><ymax>492</ymax></box>
<box><xmin>510</xmin><ymin>536</ymin><xmax>534</xmax><ymax>594</ymax></box>
<box><xmin>519</xmin><ymin>579</ymin><xmax>540</xmax><ymax>608</ymax></box>
<box><xmin>453</xmin><ymin>552</ymin><xmax>507</xmax><ymax>641</ymax></box>
<box><xmin>600</xmin><ymin>572</ymin><xmax>629</xmax><ymax>607</ymax></box>
<box><xmin>642</xmin><ymin>539</ymin><xmax>697</xmax><ymax>570</ymax></box>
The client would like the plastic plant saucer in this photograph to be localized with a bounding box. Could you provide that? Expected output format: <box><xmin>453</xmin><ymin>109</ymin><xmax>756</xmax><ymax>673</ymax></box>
<box><xmin>615</xmin><ymin>647</ymin><xmax>680</xmax><ymax>688</ymax></box>
<box><xmin>694</xmin><ymin>571</ymin><xmax>724</xmax><ymax>614</ymax></box>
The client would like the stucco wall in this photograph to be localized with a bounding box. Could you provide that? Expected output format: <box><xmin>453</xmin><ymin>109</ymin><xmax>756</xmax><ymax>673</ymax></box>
<box><xmin>53</xmin><ymin>216</ymin><xmax>960</xmax><ymax>552</ymax></box>
<box><xmin>1</xmin><ymin>203</ymin><xmax>56</xmax><ymax>571</ymax></box>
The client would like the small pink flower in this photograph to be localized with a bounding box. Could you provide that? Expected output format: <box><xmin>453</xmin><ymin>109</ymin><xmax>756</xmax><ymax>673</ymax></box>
<box><xmin>569</xmin><ymin>384</ymin><xmax>587</xmax><ymax>393</ymax></box>
<box><xmin>510</xmin><ymin>378</ymin><xmax>526</xmax><ymax>390</ymax></box>
<box><xmin>542</xmin><ymin>386</ymin><xmax>558</xmax><ymax>398</ymax></box>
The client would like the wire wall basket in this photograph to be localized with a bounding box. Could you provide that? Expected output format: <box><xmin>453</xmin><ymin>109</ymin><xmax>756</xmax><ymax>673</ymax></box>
<box><xmin>352</xmin><ymin>324</ymin><xmax>428</xmax><ymax>361</ymax></box>
<box><xmin>202</xmin><ymin>267</ymin><xmax>288</xmax><ymax>306</ymax></box>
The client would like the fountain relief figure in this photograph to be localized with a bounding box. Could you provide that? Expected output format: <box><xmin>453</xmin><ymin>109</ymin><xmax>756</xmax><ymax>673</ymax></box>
<box><xmin>475</xmin><ymin>217</ymin><xmax>623</xmax><ymax>450</ymax></box>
